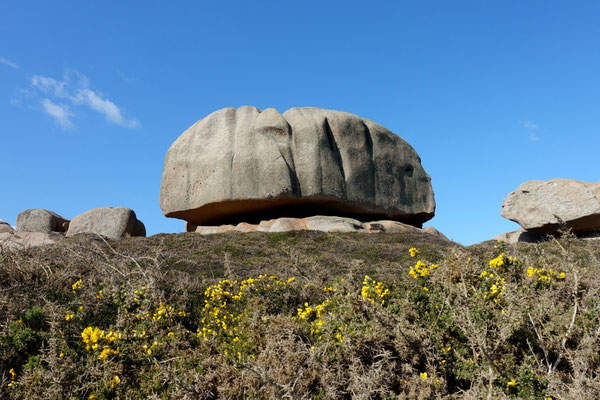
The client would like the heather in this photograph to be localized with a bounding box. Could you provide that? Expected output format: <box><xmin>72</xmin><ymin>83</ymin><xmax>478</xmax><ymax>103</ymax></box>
<box><xmin>1</xmin><ymin>231</ymin><xmax>599</xmax><ymax>399</ymax></box>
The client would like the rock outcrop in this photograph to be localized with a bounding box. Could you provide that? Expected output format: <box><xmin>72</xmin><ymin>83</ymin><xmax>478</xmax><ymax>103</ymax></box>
<box><xmin>0</xmin><ymin>231</ymin><xmax>62</xmax><ymax>250</ymax></box>
<box><xmin>16</xmin><ymin>209</ymin><xmax>69</xmax><ymax>233</ymax></box>
<box><xmin>492</xmin><ymin>229</ymin><xmax>545</xmax><ymax>244</ymax></box>
<box><xmin>0</xmin><ymin>220</ymin><xmax>14</xmax><ymax>233</ymax></box>
<box><xmin>66</xmin><ymin>207</ymin><xmax>146</xmax><ymax>240</ymax></box>
<box><xmin>501</xmin><ymin>179</ymin><xmax>600</xmax><ymax>235</ymax></box>
<box><xmin>160</xmin><ymin>106</ymin><xmax>435</xmax><ymax>228</ymax></box>
<box><xmin>186</xmin><ymin>215</ymin><xmax>448</xmax><ymax>239</ymax></box>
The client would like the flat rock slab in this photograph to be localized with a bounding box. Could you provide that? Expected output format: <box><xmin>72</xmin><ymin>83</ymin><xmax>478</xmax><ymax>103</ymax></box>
<box><xmin>160</xmin><ymin>106</ymin><xmax>435</xmax><ymax>227</ymax></box>
<box><xmin>16</xmin><ymin>209</ymin><xmax>69</xmax><ymax>233</ymax></box>
<box><xmin>188</xmin><ymin>215</ymin><xmax>447</xmax><ymax>239</ymax></box>
<box><xmin>66</xmin><ymin>207</ymin><xmax>146</xmax><ymax>240</ymax></box>
<box><xmin>501</xmin><ymin>179</ymin><xmax>600</xmax><ymax>234</ymax></box>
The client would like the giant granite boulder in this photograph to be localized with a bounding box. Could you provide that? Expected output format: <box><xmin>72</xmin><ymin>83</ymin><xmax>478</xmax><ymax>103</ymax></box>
<box><xmin>160</xmin><ymin>106</ymin><xmax>435</xmax><ymax>227</ymax></box>
<box><xmin>501</xmin><ymin>179</ymin><xmax>600</xmax><ymax>235</ymax></box>
<box><xmin>16</xmin><ymin>209</ymin><xmax>69</xmax><ymax>233</ymax></box>
<box><xmin>66</xmin><ymin>207</ymin><xmax>146</xmax><ymax>240</ymax></box>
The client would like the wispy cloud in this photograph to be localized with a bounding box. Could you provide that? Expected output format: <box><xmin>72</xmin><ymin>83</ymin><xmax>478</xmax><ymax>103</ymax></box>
<box><xmin>118</xmin><ymin>71</ymin><xmax>137</xmax><ymax>84</ymax></box>
<box><xmin>522</xmin><ymin>119</ymin><xmax>541</xmax><ymax>142</ymax></box>
<box><xmin>0</xmin><ymin>56</ymin><xmax>19</xmax><ymax>69</ymax></box>
<box><xmin>19</xmin><ymin>69</ymin><xmax>139</xmax><ymax>130</ymax></box>
<box><xmin>41</xmin><ymin>98</ymin><xmax>74</xmax><ymax>129</ymax></box>
<box><xmin>73</xmin><ymin>88</ymin><xmax>140</xmax><ymax>128</ymax></box>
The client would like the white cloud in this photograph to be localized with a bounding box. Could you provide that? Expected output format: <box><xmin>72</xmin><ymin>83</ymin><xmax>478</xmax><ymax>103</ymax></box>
<box><xmin>0</xmin><ymin>56</ymin><xmax>18</xmax><ymax>69</ymax></box>
<box><xmin>41</xmin><ymin>98</ymin><xmax>74</xmax><ymax>129</ymax></box>
<box><xmin>22</xmin><ymin>70</ymin><xmax>139</xmax><ymax>130</ymax></box>
<box><xmin>522</xmin><ymin>120</ymin><xmax>538</xmax><ymax>130</ymax></box>
<box><xmin>32</xmin><ymin>75</ymin><xmax>68</xmax><ymax>97</ymax></box>
<box><xmin>528</xmin><ymin>131</ymin><xmax>541</xmax><ymax>142</ymax></box>
<box><xmin>73</xmin><ymin>88</ymin><xmax>140</xmax><ymax>128</ymax></box>
<box><xmin>522</xmin><ymin>119</ymin><xmax>541</xmax><ymax>142</ymax></box>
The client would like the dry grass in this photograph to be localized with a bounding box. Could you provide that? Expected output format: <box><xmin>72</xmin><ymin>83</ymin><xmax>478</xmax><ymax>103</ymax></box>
<box><xmin>0</xmin><ymin>231</ymin><xmax>599</xmax><ymax>399</ymax></box>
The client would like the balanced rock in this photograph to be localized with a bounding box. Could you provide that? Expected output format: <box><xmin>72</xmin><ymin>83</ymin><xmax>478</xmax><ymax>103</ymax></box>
<box><xmin>16</xmin><ymin>209</ymin><xmax>69</xmax><ymax>233</ymax></box>
<box><xmin>501</xmin><ymin>179</ymin><xmax>600</xmax><ymax>235</ymax></box>
<box><xmin>66</xmin><ymin>207</ymin><xmax>146</xmax><ymax>240</ymax></box>
<box><xmin>160</xmin><ymin>106</ymin><xmax>435</xmax><ymax>227</ymax></box>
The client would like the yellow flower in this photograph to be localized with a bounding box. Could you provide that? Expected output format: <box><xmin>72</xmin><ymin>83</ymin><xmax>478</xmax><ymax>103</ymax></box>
<box><xmin>420</xmin><ymin>372</ymin><xmax>428</xmax><ymax>381</ymax></box>
<box><xmin>72</xmin><ymin>280</ymin><xmax>83</xmax><ymax>291</ymax></box>
<box><xmin>409</xmin><ymin>247</ymin><xmax>420</xmax><ymax>258</ymax></box>
<box><xmin>110</xmin><ymin>375</ymin><xmax>121</xmax><ymax>388</ymax></box>
<box><xmin>507</xmin><ymin>378</ymin><xmax>517</xmax><ymax>387</ymax></box>
<box><xmin>59</xmin><ymin>352</ymin><xmax>64</xmax><ymax>358</ymax></box>
<box><xmin>489</xmin><ymin>254</ymin><xmax>505</xmax><ymax>268</ymax></box>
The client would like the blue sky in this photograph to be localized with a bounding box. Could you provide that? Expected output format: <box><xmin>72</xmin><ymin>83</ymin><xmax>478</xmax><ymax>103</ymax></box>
<box><xmin>1</xmin><ymin>1</ymin><xmax>599</xmax><ymax>245</ymax></box>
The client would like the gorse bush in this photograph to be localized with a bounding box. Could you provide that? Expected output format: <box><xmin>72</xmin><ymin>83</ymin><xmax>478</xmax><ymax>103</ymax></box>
<box><xmin>0</xmin><ymin>231</ymin><xmax>599</xmax><ymax>399</ymax></box>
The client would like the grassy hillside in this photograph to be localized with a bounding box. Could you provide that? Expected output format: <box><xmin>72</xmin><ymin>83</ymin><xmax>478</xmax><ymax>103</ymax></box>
<box><xmin>1</xmin><ymin>231</ymin><xmax>599</xmax><ymax>399</ymax></box>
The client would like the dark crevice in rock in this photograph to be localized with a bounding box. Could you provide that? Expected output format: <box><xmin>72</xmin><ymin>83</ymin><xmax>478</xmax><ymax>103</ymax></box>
<box><xmin>166</xmin><ymin>197</ymin><xmax>432</xmax><ymax>228</ymax></box>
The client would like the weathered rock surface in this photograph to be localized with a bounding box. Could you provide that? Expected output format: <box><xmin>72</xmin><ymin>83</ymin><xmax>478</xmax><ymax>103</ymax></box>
<box><xmin>501</xmin><ymin>179</ymin><xmax>600</xmax><ymax>235</ymax></box>
<box><xmin>492</xmin><ymin>229</ymin><xmax>545</xmax><ymax>244</ymax></box>
<box><xmin>494</xmin><ymin>228</ymin><xmax>600</xmax><ymax>244</ymax></box>
<box><xmin>66</xmin><ymin>207</ymin><xmax>146</xmax><ymax>240</ymax></box>
<box><xmin>0</xmin><ymin>220</ymin><xmax>14</xmax><ymax>233</ymax></box>
<box><xmin>16</xmin><ymin>209</ymin><xmax>69</xmax><ymax>233</ymax></box>
<box><xmin>187</xmin><ymin>215</ymin><xmax>447</xmax><ymax>239</ymax></box>
<box><xmin>160</xmin><ymin>106</ymin><xmax>435</xmax><ymax>227</ymax></box>
<box><xmin>0</xmin><ymin>231</ymin><xmax>63</xmax><ymax>250</ymax></box>
<box><xmin>422</xmin><ymin>226</ymin><xmax>450</xmax><ymax>241</ymax></box>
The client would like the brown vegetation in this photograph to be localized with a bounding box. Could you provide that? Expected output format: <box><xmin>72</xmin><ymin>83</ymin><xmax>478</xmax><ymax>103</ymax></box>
<box><xmin>0</xmin><ymin>231</ymin><xmax>599</xmax><ymax>399</ymax></box>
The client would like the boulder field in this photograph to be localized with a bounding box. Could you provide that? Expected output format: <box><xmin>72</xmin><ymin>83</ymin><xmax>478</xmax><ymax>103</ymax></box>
<box><xmin>160</xmin><ymin>106</ymin><xmax>435</xmax><ymax>228</ymax></box>
<box><xmin>0</xmin><ymin>207</ymin><xmax>146</xmax><ymax>250</ymax></box>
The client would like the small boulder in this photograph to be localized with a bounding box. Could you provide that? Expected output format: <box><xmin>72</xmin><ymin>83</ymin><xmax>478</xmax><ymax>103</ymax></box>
<box><xmin>16</xmin><ymin>209</ymin><xmax>69</xmax><ymax>234</ymax></box>
<box><xmin>501</xmin><ymin>179</ymin><xmax>600</xmax><ymax>235</ymax></box>
<box><xmin>304</xmin><ymin>216</ymin><xmax>364</xmax><ymax>232</ymax></box>
<box><xmin>365</xmin><ymin>220</ymin><xmax>420</xmax><ymax>234</ymax></box>
<box><xmin>0</xmin><ymin>220</ymin><xmax>14</xmax><ymax>233</ymax></box>
<box><xmin>0</xmin><ymin>231</ymin><xmax>62</xmax><ymax>250</ymax></box>
<box><xmin>258</xmin><ymin>217</ymin><xmax>307</xmax><ymax>232</ymax></box>
<box><xmin>67</xmin><ymin>207</ymin><xmax>146</xmax><ymax>240</ymax></box>
<box><xmin>492</xmin><ymin>229</ymin><xmax>545</xmax><ymax>244</ymax></box>
<box><xmin>422</xmin><ymin>226</ymin><xmax>449</xmax><ymax>241</ymax></box>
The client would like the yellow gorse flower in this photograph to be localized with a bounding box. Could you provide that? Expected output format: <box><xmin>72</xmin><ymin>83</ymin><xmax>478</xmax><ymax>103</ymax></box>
<box><xmin>527</xmin><ymin>266</ymin><xmax>565</xmax><ymax>282</ymax></box>
<box><xmin>361</xmin><ymin>275</ymin><xmax>390</xmax><ymax>304</ymax></box>
<box><xmin>409</xmin><ymin>261</ymin><xmax>438</xmax><ymax>279</ymax></box>
<box><xmin>81</xmin><ymin>326</ymin><xmax>121</xmax><ymax>360</ymax></box>
<box><xmin>489</xmin><ymin>254</ymin><xmax>505</xmax><ymax>268</ymax></box>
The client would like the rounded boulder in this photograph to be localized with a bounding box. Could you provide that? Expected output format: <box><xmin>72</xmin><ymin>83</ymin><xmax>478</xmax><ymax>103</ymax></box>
<box><xmin>160</xmin><ymin>106</ymin><xmax>435</xmax><ymax>227</ymax></box>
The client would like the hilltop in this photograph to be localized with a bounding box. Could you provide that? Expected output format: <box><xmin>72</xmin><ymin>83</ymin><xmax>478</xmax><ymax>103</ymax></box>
<box><xmin>1</xmin><ymin>230</ymin><xmax>599</xmax><ymax>399</ymax></box>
